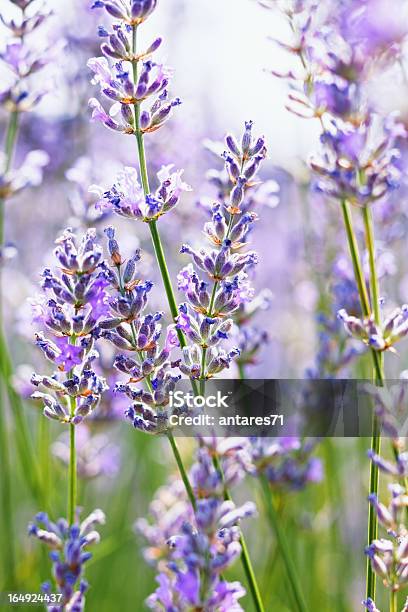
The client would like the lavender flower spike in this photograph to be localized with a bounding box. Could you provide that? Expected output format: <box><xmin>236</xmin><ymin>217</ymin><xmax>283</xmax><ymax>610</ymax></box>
<box><xmin>90</xmin><ymin>165</ymin><xmax>191</xmax><ymax>222</ymax></box>
<box><xmin>177</xmin><ymin>121</ymin><xmax>266</xmax><ymax>381</ymax></box>
<box><xmin>338</xmin><ymin>305</ymin><xmax>408</xmax><ymax>352</ymax></box>
<box><xmin>144</xmin><ymin>448</ymin><xmax>254</xmax><ymax>611</ymax></box>
<box><xmin>28</xmin><ymin>509</ymin><xmax>105</xmax><ymax>611</ymax></box>
<box><xmin>88</xmin><ymin>18</ymin><xmax>181</xmax><ymax>135</ymax></box>
<box><xmin>30</xmin><ymin>228</ymin><xmax>109</xmax><ymax>424</ymax></box>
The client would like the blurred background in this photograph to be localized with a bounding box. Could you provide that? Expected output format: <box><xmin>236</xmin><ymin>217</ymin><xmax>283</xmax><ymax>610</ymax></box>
<box><xmin>2</xmin><ymin>0</ymin><xmax>408</xmax><ymax>610</ymax></box>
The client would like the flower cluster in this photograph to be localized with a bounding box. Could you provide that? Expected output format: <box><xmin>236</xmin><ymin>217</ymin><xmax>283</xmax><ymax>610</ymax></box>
<box><xmin>91</xmin><ymin>0</ymin><xmax>157</xmax><ymax>26</ymax></box>
<box><xmin>143</xmin><ymin>447</ymin><xmax>255</xmax><ymax>611</ymax></box>
<box><xmin>0</xmin><ymin>0</ymin><xmax>59</xmax><ymax>112</ymax></box>
<box><xmin>266</xmin><ymin>0</ymin><xmax>408</xmax><ymax>120</ymax></box>
<box><xmin>363</xmin><ymin>599</ymin><xmax>381</xmax><ymax>612</ymax></box>
<box><xmin>338</xmin><ymin>305</ymin><xmax>408</xmax><ymax>352</ymax></box>
<box><xmin>177</xmin><ymin>121</ymin><xmax>266</xmax><ymax>380</ymax></box>
<box><xmin>90</xmin><ymin>164</ymin><xmax>191</xmax><ymax>222</ymax></box>
<box><xmin>241</xmin><ymin>437</ymin><xmax>323</xmax><ymax>490</ymax></box>
<box><xmin>310</xmin><ymin>117</ymin><xmax>404</xmax><ymax>207</ymax></box>
<box><xmin>95</xmin><ymin>227</ymin><xmax>181</xmax><ymax>434</ymax></box>
<box><xmin>364</xmin><ymin>384</ymin><xmax>408</xmax><ymax>441</ymax></box>
<box><xmin>28</xmin><ymin>509</ymin><xmax>105</xmax><ymax>611</ymax></box>
<box><xmin>135</xmin><ymin>478</ymin><xmax>193</xmax><ymax>569</ymax></box>
<box><xmin>0</xmin><ymin>149</ymin><xmax>49</xmax><ymax>201</ymax></box>
<box><xmin>265</xmin><ymin>0</ymin><xmax>408</xmax><ymax>375</ymax></box>
<box><xmin>89</xmin><ymin>0</ymin><xmax>180</xmax><ymax>136</ymax></box>
<box><xmin>365</xmin><ymin>485</ymin><xmax>408</xmax><ymax>593</ymax></box>
<box><xmin>30</xmin><ymin>229</ymin><xmax>109</xmax><ymax>424</ymax></box>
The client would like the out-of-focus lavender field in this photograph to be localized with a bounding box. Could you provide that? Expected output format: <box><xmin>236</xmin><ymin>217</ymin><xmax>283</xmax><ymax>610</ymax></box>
<box><xmin>2</xmin><ymin>1</ymin><xmax>408</xmax><ymax>611</ymax></box>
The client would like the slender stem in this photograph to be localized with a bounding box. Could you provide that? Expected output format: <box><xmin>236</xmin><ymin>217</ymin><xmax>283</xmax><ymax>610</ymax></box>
<box><xmin>362</xmin><ymin>206</ymin><xmax>380</xmax><ymax>325</ymax></box>
<box><xmin>340</xmin><ymin>200</ymin><xmax>370</xmax><ymax>317</ymax></box>
<box><xmin>68</xmin><ymin>337</ymin><xmax>77</xmax><ymax>526</ymax></box>
<box><xmin>200</xmin><ymin>283</ymin><xmax>217</xmax><ymax>394</ymax></box>
<box><xmin>390</xmin><ymin>590</ymin><xmax>397</xmax><ymax>612</ymax></box>
<box><xmin>131</xmin><ymin>27</ymin><xmax>198</xmax><ymax>398</ymax></box>
<box><xmin>68</xmin><ymin>419</ymin><xmax>76</xmax><ymax>526</ymax></box>
<box><xmin>340</xmin><ymin>200</ymin><xmax>385</xmax><ymax>601</ymax></box>
<box><xmin>366</xmin><ymin>415</ymin><xmax>381</xmax><ymax>602</ymax></box>
<box><xmin>237</xmin><ymin>361</ymin><xmax>246</xmax><ymax>381</ymax></box>
<box><xmin>360</xmin><ymin>204</ymin><xmax>384</xmax><ymax>602</ymax></box>
<box><xmin>213</xmin><ymin>454</ymin><xmax>265</xmax><ymax>612</ymax></box>
<box><xmin>148</xmin><ymin>219</ymin><xmax>181</xmax><ymax>326</ymax></box>
<box><xmin>239</xmin><ymin>529</ymin><xmax>265</xmax><ymax>612</ymax></box>
<box><xmin>167</xmin><ymin>431</ymin><xmax>196</xmax><ymax>511</ymax></box>
<box><xmin>260</xmin><ymin>475</ymin><xmax>308</xmax><ymax>612</ymax></box>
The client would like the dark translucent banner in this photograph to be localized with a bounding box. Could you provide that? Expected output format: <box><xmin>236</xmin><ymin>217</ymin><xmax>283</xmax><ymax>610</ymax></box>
<box><xmin>167</xmin><ymin>379</ymin><xmax>408</xmax><ymax>437</ymax></box>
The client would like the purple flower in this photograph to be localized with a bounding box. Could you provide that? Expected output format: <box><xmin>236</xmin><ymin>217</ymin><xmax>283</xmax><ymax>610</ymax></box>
<box><xmin>91</xmin><ymin>0</ymin><xmax>158</xmax><ymax>25</ymax></box>
<box><xmin>135</xmin><ymin>478</ymin><xmax>192</xmax><ymax>567</ymax></box>
<box><xmin>338</xmin><ymin>304</ymin><xmax>408</xmax><ymax>352</ymax></box>
<box><xmin>28</xmin><ymin>509</ymin><xmax>105</xmax><ymax>611</ymax></box>
<box><xmin>30</xmin><ymin>229</ymin><xmax>109</xmax><ymax>424</ymax></box>
<box><xmin>0</xmin><ymin>1</ymin><xmax>62</xmax><ymax>113</ymax></box>
<box><xmin>363</xmin><ymin>598</ymin><xmax>381</xmax><ymax>612</ymax></box>
<box><xmin>241</xmin><ymin>437</ymin><xmax>323</xmax><ymax>490</ymax></box>
<box><xmin>90</xmin><ymin>165</ymin><xmax>191</xmax><ymax>221</ymax></box>
<box><xmin>88</xmin><ymin>97</ymin><xmax>132</xmax><ymax>133</ymax></box>
<box><xmin>54</xmin><ymin>337</ymin><xmax>84</xmax><ymax>371</ymax></box>
<box><xmin>0</xmin><ymin>149</ymin><xmax>49</xmax><ymax>199</ymax></box>
<box><xmin>88</xmin><ymin>21</ymin><xmax>181</xmax><ymax>135</ymax></box>
<box><xmin>144</xmin><ymin>448</ymin><xmax>254</xmax><ymax>611</ymax></box>
<box><xmin>310</xmin><ymin>116</ymin><xmax>405</xmax><ymax>207</ymax></box>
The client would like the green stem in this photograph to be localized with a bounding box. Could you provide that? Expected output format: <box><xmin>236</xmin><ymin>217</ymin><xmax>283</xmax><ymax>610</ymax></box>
<box><xmin>362</xmin><ymin>206</ymin><xmax>380</xmax><ymax>325</ymax></box>
<box><xmin>167</xmin><ymin>431</ymin><xmax>196</xmax><ymax>511</ymax></box>
<box><xmin>131</xmin><ymin>27</ymin><xmax>198</xmax><ymax>399</ymax></box>
<box><xmin>148</xmin><ymin>219</ymin><xmax>180</xmax><ymax>326</ymax></box>
<box><xmin>361</xmin><ymin>206</ymin><xmax>384</xmax><ymax>603</ymax></box>
<box><xmin>237</xmin><ymin>361</ymin><xmax>246</xmax><ymax>381</ymax></box>
<box><xmin>200</xmin><ymin>283</ymin><xmax>217</xmax><ymax>394</ymax></box>
<box><xmin>340</xmin><ymin>200</ymin><xmax>370</xmax><ymax>317</ymax></box>
<box><xmin>68</xmin><ymin>336</ymin><xmax>77</xmax><ymax>526</ymax></box>
<box><xmin>390</xmin><ymin>590</ymin><xmax>397</xmax><ymax>612</ymax></box>
<box><xmin>340</xmin><ymin>199</ymin><xmax>386</xmax><ymax>602</ymax></box>
<box><xmin>260</xmin><ymin>476</ymin><xmax>308</xmax><ymax>612</ymax></box>
<box><xmin>213</xmin><ymin>454</ymin><xmax>265</xmax><ymax>612</ymax></box>
<box><xmin>68</xmin><ymin>419</ymin><xmax>76</xmax><ymax>526</ymax></box>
